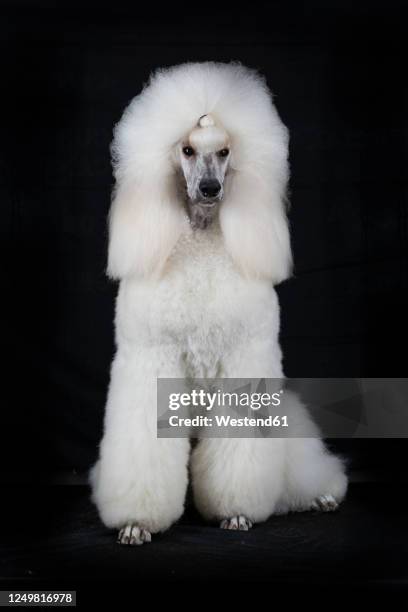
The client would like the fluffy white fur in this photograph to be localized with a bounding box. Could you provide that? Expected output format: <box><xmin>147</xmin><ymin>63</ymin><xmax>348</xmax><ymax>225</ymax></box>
<box><xmin>91</xmin><ymin>62</ymin><xmax>347</xmax><ymax>540</ymax></box>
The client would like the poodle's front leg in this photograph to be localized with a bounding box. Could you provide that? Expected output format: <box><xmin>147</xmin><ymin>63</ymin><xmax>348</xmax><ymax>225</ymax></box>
<box><xmin>190</xmin><ymin>329</ymin><xmax>287</xmax><ymax>528</ymax></box>
<box><xmin>90</xmin><ymin>346</ymin><xmax>190</xmax><ymax>544</ymax></box>
<box><xmin>220</xmin><ymin>515</ymin><xmax>253</xmax><ymax>531</ymax></box>
<box><xmin>191</xmin><ymin>437</ymin><xmax>286</xmax><ymax>528</ymax></box>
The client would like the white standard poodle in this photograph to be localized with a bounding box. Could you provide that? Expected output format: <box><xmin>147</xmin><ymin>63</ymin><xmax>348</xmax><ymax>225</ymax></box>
<box><xmin>90</xmin><ymin>62</ymin><xmax>348</xmax><ymax>545</ymax></box>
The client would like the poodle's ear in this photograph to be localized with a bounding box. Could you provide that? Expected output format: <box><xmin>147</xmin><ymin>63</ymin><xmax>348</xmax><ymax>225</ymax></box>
<box><xmin>107</xmin><ymin>177</ymin><xmax>186</xmax><ymax>280</ymax></box>
<box><xmin>220</xmin><ymin>169</ymin><xmax>292</xmax><ymax>284</ymax></box>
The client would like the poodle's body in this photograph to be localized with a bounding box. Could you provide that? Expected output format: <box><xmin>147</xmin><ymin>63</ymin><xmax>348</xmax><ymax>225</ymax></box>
<box><xmin>91</xmin><ymin>62</ymin><xmax>347</xmax><ymax>543</ymax></box>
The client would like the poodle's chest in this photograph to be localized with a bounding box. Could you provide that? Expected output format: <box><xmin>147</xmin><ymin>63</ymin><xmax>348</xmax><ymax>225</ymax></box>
<box><xmin>119</xmin><ymin>264</ymin><xmax>246</xmax><ymax>336</ymax></box>
<box><xmin>117</xmin><ymin>269</ymin><xmax>279</xmax><ymax>357</ymax></box>
<box><xmin>115</xmin><ymin>228</ymin><xmax>280</xmax><ymax>348</ymax></box>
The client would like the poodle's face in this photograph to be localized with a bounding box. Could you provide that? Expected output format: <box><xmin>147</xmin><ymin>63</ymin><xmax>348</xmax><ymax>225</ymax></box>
<box><xmin>176</xmin><ymin>115</ymin><xmax>230</xmax><ymax>229</ymax></box>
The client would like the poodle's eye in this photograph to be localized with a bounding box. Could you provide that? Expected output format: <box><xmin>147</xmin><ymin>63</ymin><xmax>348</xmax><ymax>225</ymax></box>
<box><xmin>182</xmin><ymin>146</ymin><xmax>195</xmax><ymax>157</ymax></box>
<box><xmin>217</xmin><ymin>148</ymin><xmax>229</xmax><ymax>158</ymax></box>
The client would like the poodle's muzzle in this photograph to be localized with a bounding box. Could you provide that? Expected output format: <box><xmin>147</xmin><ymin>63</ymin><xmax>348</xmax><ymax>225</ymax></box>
<box><xmin>179</xmin><ymin>150</ymin><xmax>229</xmax><ymax>230</ymax></box>
<box><xmin>188</xmin><ymin>178</ymin><xmax>223</xmax><ymax>230</ymax></box>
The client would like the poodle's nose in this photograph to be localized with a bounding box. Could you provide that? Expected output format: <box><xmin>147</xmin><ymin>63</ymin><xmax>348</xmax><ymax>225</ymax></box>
<box><xmin>199</xmin><ymin>179</ymin><xmax>221</xmax><ymax>199</ymax></box>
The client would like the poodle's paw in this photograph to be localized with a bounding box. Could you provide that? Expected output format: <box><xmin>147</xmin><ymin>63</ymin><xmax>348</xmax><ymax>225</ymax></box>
<box><xmin>220</xmin><ymin>515</ymin><xmax>253</xmax><ymax>531</ymax></box>
<box><xmin>117</xmin><ymin>524</ymin><xmax>152</xmax><ymax>546</ymax></box>
<box><xmin>311</xmin><ymin>494</ymin><xmax>339</xmax><ymax>512</ymax></box>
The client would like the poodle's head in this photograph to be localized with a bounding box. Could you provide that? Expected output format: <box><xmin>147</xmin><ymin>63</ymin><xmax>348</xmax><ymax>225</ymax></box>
<box><xmin>176</xmin><ymin>114</ymin><xmax>230</xmax><ymax>229</ymax></box>
<box><xmin>108</xmin><ymin>62</ymin><xmax>292</xmax><ymax>283</ymax></box>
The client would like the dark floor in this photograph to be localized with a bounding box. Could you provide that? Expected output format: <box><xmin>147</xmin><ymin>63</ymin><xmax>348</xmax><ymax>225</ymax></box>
<box><xmin>1</xmin><ymin>483</ymin><xmax>407</xmax><ymax>598</ymax></box>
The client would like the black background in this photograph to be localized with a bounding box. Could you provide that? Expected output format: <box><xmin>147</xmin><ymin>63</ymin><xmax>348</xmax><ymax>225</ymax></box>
<box><xmin>1</xmin><ymin>0</ymin><xmax>407</xmax><ymax>485</ymax></box>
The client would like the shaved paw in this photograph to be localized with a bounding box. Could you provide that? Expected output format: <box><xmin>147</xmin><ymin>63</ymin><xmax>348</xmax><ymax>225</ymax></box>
<box><xmin>117</xmin><ymin>524</ymin><xmax>152</xmax><ymax>546</ymax></box>
<box><xmin>220</xmin><ymin>515</ymin><xmax>253</xmax><ymax>531</ymax></box>
<box><xmin>311</xmin><ymin>494</ymin><xmax>339</xmax><ymax>512</ymax></box>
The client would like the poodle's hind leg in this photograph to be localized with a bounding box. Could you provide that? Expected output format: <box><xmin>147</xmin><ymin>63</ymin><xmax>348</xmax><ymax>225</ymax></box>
<box><xmin>310</xmin><ymin>494</ymin><xmax>339</xmax><ymax>512</ymax></box>
<box><xmin>276</xmin><ymin>436</ymin><xmax>348</xmax><ymax>515</ymax></box>
<box><xmin>90</xmin><ymin>345</ymin><xmax>190</xmax><ymax>544</ymax></box>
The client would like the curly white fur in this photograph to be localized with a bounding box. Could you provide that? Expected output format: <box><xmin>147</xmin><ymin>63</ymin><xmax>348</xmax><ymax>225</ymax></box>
<box><xmin>90</xmin><ymin>62</ymin><xmax>347</xmax><ymax>539</ymax></box>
